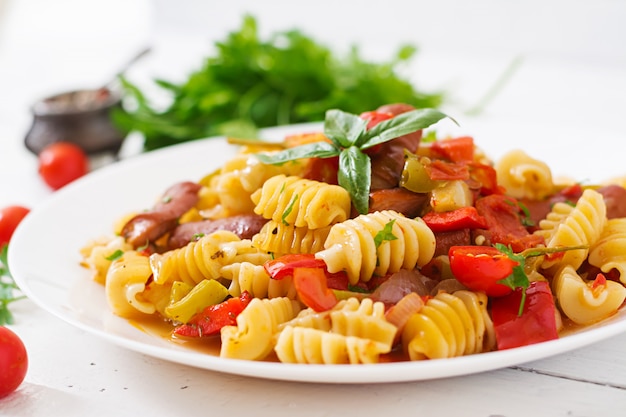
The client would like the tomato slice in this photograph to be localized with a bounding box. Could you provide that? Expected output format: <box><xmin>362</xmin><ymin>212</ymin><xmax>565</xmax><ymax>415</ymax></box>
<box><xmin>448</xmin><ymin>245</ymin><xmax>519</xmax><ymax>297</ymax></box>
<box><xmin>293</xmin><ymin>267</ymin><xmax>338</xmax><ymax>312</ymax></box>
<box><xmin>430</xmin><ymin>136</ymin><xmax>475</xmax><ymax>163</ymax></box>
<box><xmin>173</xmin><ymin>291</ymin><xmax>252</xmax><ymax>338</ymax></box>
<box><xmin>491</xmin><ymin>281</ymin><xmax>559</xmax><ymax>349</ymax></box>
<box><xmin>264</xmin><ymin>254</ymin><xmax>328</xmax><ymax>280</ymax></box>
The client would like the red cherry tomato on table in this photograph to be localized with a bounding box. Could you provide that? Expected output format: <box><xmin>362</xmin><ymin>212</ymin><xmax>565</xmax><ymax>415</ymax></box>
<box><xmin>448</xmin><ymin>245</ymin><xmax>519</xmax><ymax>297</ymax></box>
<box><xmin>0</xmin><ymin>326</ymin><xmax>28</xmax><ymax>398</ymax></box>
<box><xmin>38</xmin><ymin>142</ymin><xmax>88</xmax><ymax>190</ymax></box>
<box><xmin>0</xmin><ymin>206</ymin><xmax>31</xmax><ymax>247</ymax></box>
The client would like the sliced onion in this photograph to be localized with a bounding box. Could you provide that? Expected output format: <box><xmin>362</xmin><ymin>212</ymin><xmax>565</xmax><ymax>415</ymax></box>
<box><xmin>385</xmin><ymin>292</ymin><xmax>425</xmax><ymax>333</ymax></box>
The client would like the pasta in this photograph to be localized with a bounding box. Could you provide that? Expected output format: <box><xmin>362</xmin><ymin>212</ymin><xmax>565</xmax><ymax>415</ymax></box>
<box><xmin>534</xmin><ymin>189</ymin><xmax>607</xmax><ymax>272</ymax></box>
<box><xmin>274</xmin><ymin>298</ymin><xmax>397</xmax><ymax>364</ymax></box>
<box><xmin>251</xmin><ymin>220</ymin><xmax>330</xmax><ymax>256</ymax></box>
<box><xmin>220</xmin><ymin>297</ymin><xmax>301</xmax><ymax>360</ymax></box>
<box><xmin>315</xmin><ymin>210</ymin><xmax>436</xmax><ymax>284</ymax></box>
<box><xmin>402</xmin><ymin>291</ymin><xmax>495</xmax><ymax>360</ymax></box>
<box><xmin>251</xmin><ymin>174</ymin><xmax>351</xmax><ymax>229</ymax></box>
<box><xmin>552</xmin><ymin>265</ymin><xmax>626</xmax><ymax>325</ymax></box>
<box><xmin>81</xmin><ymin>104</ymin><xmax>626</xmax><ymax>367</ymax></box>
<box><xmin>149</xmin><ymin>230</ymin><xmax>270</xmax><ymax>286</ymax></box>
<box><xmin>495</xmin><ymin>149</ymin><xmax>554</xmax><ymax>200</ymax></box>
<box><xmin>588</xmin><ymin>218</ymin><xmax>626</xmax><ymax>285</ymax></box>
<box><xmin>220</xmin><ymin>262</ymin><xmax>297</xmax><ymax>299</ymax></box>
<box><xmin>201</xmin><ymin>152</ymin><xmax>305</xmax><ymax>218</ymax></box>
<box><xmin>105</xmin><ymin>251</ymin><xmax>155</xmax><ymax>318</ymax></box>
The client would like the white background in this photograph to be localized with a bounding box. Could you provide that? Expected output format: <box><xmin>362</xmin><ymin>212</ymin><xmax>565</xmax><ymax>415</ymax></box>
<box><xmin>1</xmin><ymin>1</ymin><xmax>626</xmax><ymax>416</ymax></box>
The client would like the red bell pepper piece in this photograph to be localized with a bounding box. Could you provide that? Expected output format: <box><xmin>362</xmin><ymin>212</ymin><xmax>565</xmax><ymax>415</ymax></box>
<box><xmin>293</xmin><ymin>267</ymin><xmax>339</xmax><ymax>312</ymax></box>
<box><xmin>491</xmin><ymin>281</ymin><xmax>559</xmax><ymax>350</ymax></box>
<box><xmin>173</xmin><ymin>291</ymin><xmax>252</xmax><ymax>338</ymax></box>
<box><xmin>430</xmin><ymin>136</ymin><xmax>475</xmax><ymax>163</ymax></box>
<box><xmin>449</xmin><ymin>245</ymin><xmax>520</xmax><ymax>297</ymax></box>
<box><xmin>422</xmin><ymin>206</ymin><xmax>488</xmax><ymax>233</ymax></box>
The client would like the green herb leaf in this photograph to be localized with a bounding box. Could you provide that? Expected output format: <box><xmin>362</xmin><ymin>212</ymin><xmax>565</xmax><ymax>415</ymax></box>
<box><xmin>323</xmin><ymin>109</ymin><xmax>367</xmax><ymax>147</ymax></box>
<box><xmin>338</xmin><ymin>146</ymin><xmax>371</xmax><ymax>214</ymax></box>
<box><xmin>255</xmin><ymin>141</ymin><xmax>339</xmax><ymax>165</ymax></box>
<box><xmin>360</xmin><ymin>108</ymin><xmax>451</xmax><ymax>149</ymax></box>
<box><xmin>0</xmin><ymin>245</ymin><xmax>25</xmax><ymax>325</ymax></box>
<box><xmin>257</xmin><ymin>107</ymin><xmax>451</xmax><ymax>212</ymax></box>
<box><xmin>374</xmin><ymin>220</ymin><xmax>398</xmax><ymax>248</ymax></box>
<box><xmin>105</xmin><ymin>249</ymin><xmax>125</xmax><ymax>261</ymax></box>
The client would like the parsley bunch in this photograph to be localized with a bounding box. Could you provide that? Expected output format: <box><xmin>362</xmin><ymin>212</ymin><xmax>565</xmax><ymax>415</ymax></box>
<box><xmin>113</xmin><ymin>15</ymin><xmax>444</xmax><ymax>151</ymax></box>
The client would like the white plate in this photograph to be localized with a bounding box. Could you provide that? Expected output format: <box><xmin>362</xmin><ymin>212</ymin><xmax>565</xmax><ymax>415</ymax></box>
<box><xmin>9</xmin><ymin>122</ymin><xmax>626</xmax><ymax>384</ymax></box>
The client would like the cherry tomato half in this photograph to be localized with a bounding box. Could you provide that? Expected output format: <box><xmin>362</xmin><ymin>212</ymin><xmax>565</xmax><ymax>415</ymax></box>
<box><xmin>38</xmin><ymin>142</ymin><xmax>88</xmax><ymax>190</ymax></box>
<box><xmin>0</xmin><ymin>206</ymin><xmax>30</xmax><ymax>247</ymax></box>
<box><xmin>448</xmin><ymin>245</ymin><xmax>519</xmax><ymax>297</ymax></box>
<box><xmin>0</xmin><ymin>326</ymin><xmax>28</xmax><ymax>398</ymax></box>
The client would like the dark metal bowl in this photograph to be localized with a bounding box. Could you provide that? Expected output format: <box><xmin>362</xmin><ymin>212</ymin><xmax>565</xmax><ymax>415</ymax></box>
<box><xmin>24</xmin><ymin>87</ymin><xmax>126</xmax><ymax>155</ymax></box>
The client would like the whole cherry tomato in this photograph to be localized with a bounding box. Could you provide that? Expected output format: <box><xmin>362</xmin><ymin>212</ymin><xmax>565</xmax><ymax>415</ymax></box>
<box><xmin>38</xmin><ymin>142</ymin><xmax>88</xmax><ymax>190</ymax></box>
<box><xmin>0</xmin><ymin>326</ymin><xmax>28</xmax><ymax>398</ymax></box>
<box><xmin>0</xmin><ymin>206</ymin><xmax>31</xmax><ymax>247</ymax></box>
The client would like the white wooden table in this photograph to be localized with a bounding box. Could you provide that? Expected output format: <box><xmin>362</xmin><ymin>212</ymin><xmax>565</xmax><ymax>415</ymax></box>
<box><xmin>1</xmin><ymin>1</ymin><xmax>625</xmax><ymax>416</ymax></box>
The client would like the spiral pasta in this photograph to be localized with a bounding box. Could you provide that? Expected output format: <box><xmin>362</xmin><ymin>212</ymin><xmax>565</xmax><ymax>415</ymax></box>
<box><xmin>149</xmin><ymin>231</ymin><xmax>271</xmax><ymax>286</ymax></box>
<box><xmin>495</xmin><ymin>149</ymin><xmax>554</xmax><ymax>200</ymax></box>
<box><xmin>552</xmin><ymin>265</ymin><xmax>626</xmax><ymax>325</ymax></box>
<box><xmin>534</xmin><ymin>189</ymin><xmax>607</xmax><ymax>272</ymax></box>
<box><xmin>220</xmin><ymin>262</ymin><xmax>297</xmax><ymax>299</ymax></box>
<box><xmin>402</xmin><ymin>290</ymin><xmax>495</xmax><ymax>360</ymax></box>
<box><xmin>274</xmin><ymin>298</ymin><xmax>397</xmax><ymax>364</ymax></box>
<box><xmin>80</xmin><ymin>236</ymin><xmax>133</xmax><ymax>284</ymax></box>
<box><xmin>105</xmin><ymin>251</ymin><xmax>155</xmax><ymax>318</ymax></box>
<box><xmin>220</xmin><ymin>297</ymin><xmax>301</xmax><ymax>360</ymax></box>
<box><xmin>315</xmin><ymin>210</ymin><xmax>436</xmax><ymax>284</ymax></box>
<box><xmin>251</xmin><ymin>175</ymin><xmax>351</xmax><ymax>229</ymax></box>
<box><xmin>251</xmin><ymin>220</ymin><xmax>330</xmax><ymax>256</ymax></box>
<box><xmin>201</xmin><ymin>153</ymin><xmax>305</xmax><ymax>218</ymax></box>
<box><xmin>588</xmin><ymin>218</ymin><xmax>626</xmax><ymax>285</ymax></box>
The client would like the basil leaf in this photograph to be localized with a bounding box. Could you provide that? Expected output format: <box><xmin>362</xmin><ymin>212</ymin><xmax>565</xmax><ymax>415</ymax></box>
<box><xmin>359</xmin><ymin>108</ymin><xmax>451</xmax><ymax>149</ymax></box>
<box><xmin>324</xmin><ymin>109</ymin><xmax>367</xmax><ymax>148</ymax></box>
<box><xmin>256</xmin><ymin>141</ymin><xmax>339</xmax><ymax>165</ymax></box>
<box><xmin>338</xmin><ymin>147</ymin><xmax>371</xmax><ymax>214</ymax></box>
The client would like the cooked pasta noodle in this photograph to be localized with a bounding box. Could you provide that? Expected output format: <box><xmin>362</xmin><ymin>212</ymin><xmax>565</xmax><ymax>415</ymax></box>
<box><xmin>220</xmin><ymin>262</ymin><xmax>297</xmax><ymax>299</ymax></box>
<box><xmin>402</xmin><ymin>291</ymin><xmax>495</xmax><ymax>360</ymax></box>
<box><xmin>149</xmin><ymin>230</ymin><xmax>270</xmax><ymax>286</ymax></box>
<box><xmin>274</xmin><ymin>326</ymin><xmax>391</xmax><ymax>364</ymax></box>
<box><xmin>80</xmin><ymin>236</ymin><xmax>133</xmax><ymax>284</ymax></box>
<box><xmin>105</xmin><ymin>251</ymin><xmax>155</xmax><ymax>318</ymax></box>
<box><xmin>251</xmin><ymin>220</ymin><xmax>330</xmax><ymax>256</ymax></box>
<box><xmin>220</xmin><ymin>297</ymin><xmax>301</xmax><ymax>360</ymax></box>
<box><xmin>552</xmin><ymin>265</ymin><xmax>626</xmax><ymax>325</ymax></box>
<box><xmin>534</xmin><ymin>189</ymin><xmax>607</xmax><ymax>272</ymax></box>
<box><xmin>316</xmin><ymin>210</ymin><xmax>436</xmax><ymax>284</ymax></box>
<box><xmin>274</xmin><ymin>298</ymin><xmax>397</xmax><ymax>364</ymax></box>
<box><xmin>495</xmin><ymin>149</ymin><xmax>554</xmax><ymax>200</ymax></box>
<box><xmin>588</xmin><ymin>218</ymin><xmax>626</xmax><ymax>285</ymax></box>
<box><xmin>251</xmin><ymin>174</ymin><xmax>351</xmax><ymax>229</ymax></box>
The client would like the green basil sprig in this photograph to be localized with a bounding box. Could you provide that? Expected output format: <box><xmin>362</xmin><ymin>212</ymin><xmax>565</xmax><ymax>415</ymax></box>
<box><xmin>255</xmin><ymin>108</ymin><xmax>452</xmax><ymax>213</ymax></box>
